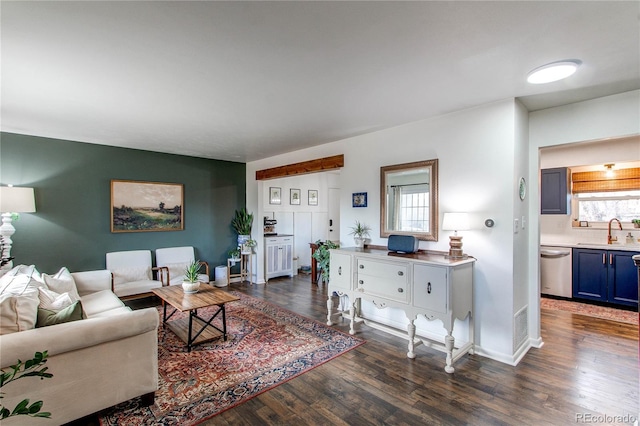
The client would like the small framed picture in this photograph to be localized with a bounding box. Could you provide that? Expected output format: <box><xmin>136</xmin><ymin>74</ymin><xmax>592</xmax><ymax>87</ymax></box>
<box><xmin>269</xmin><ymin>187</ymin><xmax>281</xmax><ymax>205</ymax></box>
<box><xmin>308</xmin><ymin>189</ymin><xmax>318</xmax><ymax>206</ymax></box>
<box><xmin>352</xmin><ymin>192</ymin><xmax>367</xmax><ymax>208</ymax></box>
<box><xmin>290</xmin><ymin>188</ymin><xmax>301</xmax><ymax>205</ymax></box>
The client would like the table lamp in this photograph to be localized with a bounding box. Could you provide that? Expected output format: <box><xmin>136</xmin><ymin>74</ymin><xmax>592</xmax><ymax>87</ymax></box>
<box><xmin>0</xmin><ymin>186</ymin><xmax>36</xmax><ymax>269</ymax></box>
<box><xmin>442</xmin><ymin>212</ymin><xmax>469</xmax><ymax>259</ymax></box>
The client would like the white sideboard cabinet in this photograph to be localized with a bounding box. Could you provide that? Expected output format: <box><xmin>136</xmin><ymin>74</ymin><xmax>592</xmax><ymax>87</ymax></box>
<box><xmin>265</xmin><ymin>235</ymin><xmax>294</xmax><ymax>282</ymax></box>
<box><xmin>327</xmin><ymin>247</ymin><xmax>475</xmax><ymax>373</ymax></box>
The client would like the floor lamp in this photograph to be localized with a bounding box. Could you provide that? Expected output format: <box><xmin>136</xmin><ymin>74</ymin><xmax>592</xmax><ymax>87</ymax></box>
<box><xmin>442</xmin><ymin>212</ymin><xmax>470</xmax><ymax>259</ymax></box>
<box><xmin>0</xmin><ymin>186</ymin><xmax>36</xmax><ymax>269</ymax></box>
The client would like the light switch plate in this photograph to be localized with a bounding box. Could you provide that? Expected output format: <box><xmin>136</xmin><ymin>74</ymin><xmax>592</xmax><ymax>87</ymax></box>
<box><xmin>514</xmin><ymin>218</ymin><xmax>519</xmax><ymax>234</ymax></box>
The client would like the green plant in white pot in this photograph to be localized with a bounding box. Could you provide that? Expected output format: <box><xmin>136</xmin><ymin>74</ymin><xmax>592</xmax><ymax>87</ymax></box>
<box><xmin>228</xmin><ymin>247</ymin><xmax>241</xmax><ymax>266</ymax></box>
<box><xmin>349</xmin><ymin>221</ymin><xmax>371</xmax><ymax>248</ymax></box>
<box><xmin>231</xmin><ymin>208</ymin><xmax>254</xmax><ymax>245</ymax></box>
<box><xmin>182</xmin><ymin>260</ymin><xmax>202</xmax><ymax>294</ymax></box>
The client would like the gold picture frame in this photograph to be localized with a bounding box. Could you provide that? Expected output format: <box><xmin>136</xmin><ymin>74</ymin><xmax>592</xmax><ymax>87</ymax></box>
<box><xmin>111</xmin><ymin>180</ymin><xmax>184</xmax><ymax>232</ymax></box>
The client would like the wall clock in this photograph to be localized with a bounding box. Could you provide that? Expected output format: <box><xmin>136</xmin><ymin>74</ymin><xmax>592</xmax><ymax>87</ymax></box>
<box><xmin>519</xmin><ymin>177</ymin><xmax>526</xmax><ymax>201</ymax></box>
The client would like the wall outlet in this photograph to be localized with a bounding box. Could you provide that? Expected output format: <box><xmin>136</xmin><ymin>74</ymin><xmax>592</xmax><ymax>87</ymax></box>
<box><xmin>514</xmin><ymin>218</ymin><xmax>519</xmax><ymax>234</ymax></box>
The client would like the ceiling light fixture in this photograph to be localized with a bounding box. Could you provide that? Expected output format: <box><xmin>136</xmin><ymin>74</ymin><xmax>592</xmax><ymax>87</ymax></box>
<box><xmin>604</xmin><ymin>163</ymin><xmax>615</xmax><ymax>178</ymax></box>
<box><xmin>526</xmin><ymin>60</ymin><xmax>582</xmax><ymax>84</ymax></box>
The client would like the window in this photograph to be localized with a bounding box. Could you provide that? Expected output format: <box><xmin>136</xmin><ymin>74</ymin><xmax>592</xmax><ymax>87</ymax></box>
<box><xmin>576</xmin><ymin>190</ymin><xmax>640</xmax><ymax>222</ymax></box>
<box><xmin>396</xmin><ymin>184</ymin><xmax>430</xmax><ymax>232</ymax></box>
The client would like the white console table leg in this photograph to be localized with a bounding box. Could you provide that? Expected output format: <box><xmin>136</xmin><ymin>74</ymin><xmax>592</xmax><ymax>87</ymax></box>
<box><xmin>349</xmin><ymin>301</ymin><xmax>357</xmax><ymax>335</ymax></box>
<box><xmin>407</xmin><ymin>320</ymin><xmax>416</xmax><ymax>359</ymax></box>
<box><xmin>326</xmin><ymin>296</ymin><xmax>333</xmax><ymax>326</ymax></box>
<box><xmin>444</xmin><ymin>332</ymin><xmax>455</xmax><ymax>373</ymax></box>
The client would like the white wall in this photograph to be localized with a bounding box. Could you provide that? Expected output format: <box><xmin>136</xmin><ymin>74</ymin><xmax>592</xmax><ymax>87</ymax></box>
<box><xmin>248</xmin><ymin>98</ymin><xmax>523</xmax><ymax>363</ymax></box>
<box><xmin>527</xmin><ymin>89</ymin><xmax>640</xmax><ymax>347</ymax></box>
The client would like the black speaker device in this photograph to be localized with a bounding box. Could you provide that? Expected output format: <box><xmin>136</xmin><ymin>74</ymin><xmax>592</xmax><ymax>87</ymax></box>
<box><xmin>387</xmin><ymin>234</ymin><xmax>419</xmax><ymax>253</ymax></box>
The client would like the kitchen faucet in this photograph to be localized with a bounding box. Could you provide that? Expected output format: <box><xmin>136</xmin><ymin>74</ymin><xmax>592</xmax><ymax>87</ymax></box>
<box><xmin>608</xmin><ymin>218</ymin><xmax>622</xmax><ymax>244</ymax></box>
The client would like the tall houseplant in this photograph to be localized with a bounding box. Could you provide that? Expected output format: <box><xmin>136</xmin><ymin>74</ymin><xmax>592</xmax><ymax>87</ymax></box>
<box><xmin>312</xmin><ymin>240</ymin><xmax>340</xmax><ymax>284</ymax></box>
<box><xmin>231</xmin><ymin>208</ymin><xmax>254</xmax><ymax>245</ymax></box>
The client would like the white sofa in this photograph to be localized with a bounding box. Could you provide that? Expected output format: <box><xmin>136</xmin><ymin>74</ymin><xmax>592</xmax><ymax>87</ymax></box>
<box><xmin>0</xmin><ymin>267</ymin><xmax>159</xmax><ymax>425</ymax></box>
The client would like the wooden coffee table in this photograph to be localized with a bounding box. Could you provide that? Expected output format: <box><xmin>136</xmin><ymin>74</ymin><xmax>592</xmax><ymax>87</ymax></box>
<box><xmin>152</xmin><ymin>285</ymin><xmax>240</xmax><ymax>352</ymax></box>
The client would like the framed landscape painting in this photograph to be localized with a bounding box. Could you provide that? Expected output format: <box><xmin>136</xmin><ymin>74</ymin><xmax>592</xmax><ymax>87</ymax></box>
<box><xmin>111</xmin><ymin>180</ymin><xmax>184</xmax><ymax>232</ymax></box>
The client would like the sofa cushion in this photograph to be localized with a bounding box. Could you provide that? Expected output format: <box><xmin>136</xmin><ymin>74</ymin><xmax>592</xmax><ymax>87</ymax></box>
<box><xmin>112</xmin><ymin>266</ymin><xmax>152</xmax><ymax>286</ymax></box>
<box><xmin>81</xmin><ymin>290</ymin><xmax>126</xmax><ymax>317</ymax></box>
<box><xmin>36</xmin><ymin>300</ymin><xmax>84</xmax><ymax>327</ymax></box>
<box><xmin>38</xmin><ymin>287</ymin><xmax>75</xmax><ymax>311</ymax></box>
<box><xmin>113</xmin><ymin>280</ymin><xmax>162</xmax><ymax>298</ymax></box>
<box><xmin>0</xmin><ymin>289</ymin><xmax>40</xmax><ymax>334</ymax></box>
<box><xmin>164</xmin><ymin>262</ymin><xmax>190</xmax><ymax>285</ymax></box>
<box><xmin>89</xmin><ymin>306</ymin><xmax>132</xmax><ymax>318</ymax></box>
<box><xmin>0</xmin><ymin>265</ymin><xmax>43</xmax><ymax>335</ymax></box>
<box><xmin>41</xmin><ymin>267</ymin><xmax>81</xmax><ymax>302</ymax></box>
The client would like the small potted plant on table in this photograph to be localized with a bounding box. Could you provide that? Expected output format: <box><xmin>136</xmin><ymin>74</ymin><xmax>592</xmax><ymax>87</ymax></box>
<box><xmin>349</xmin><ymin>220</ymin><xmax>371</xmax><ymax>248</ymax></box>
<box><xmin>182</xmin><ymin>260</ymin><xmax>202</xmax><ymax>294</ymax></box>
<box><xmin>632</xmin><ymin>219</ymin><xmax>640</xmax><ymax>228</ymax></box>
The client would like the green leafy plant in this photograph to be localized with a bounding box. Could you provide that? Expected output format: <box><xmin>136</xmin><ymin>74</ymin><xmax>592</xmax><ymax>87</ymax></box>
<box><xmin>312</xmin><ymin>240</ymin><xmax>340</xmax><ymax>284</ymax></box>
<box><xmin>632</xmin><ymin>219</ymin><xmax>640</xmax><ymax>226</ymax></box>
<box><xmin>183</xmin><ymin>260</ymin><xmax>201</xmax><ymax>283</ymax></box>
<box><xmin>348</xmin><ymin>221</ymin><xmax>371</xmax><ymax>239</ymax></box>
<box><xmin>231</xmin><ymin>208</ymin><xmax>254</xmax><ymax>236</ymax></box>
<box><xmin>228</xmin><ymin>247</ymin><xmax>241</xmax><ymax>260</ymax></box>
<box><xmin>0</xmin><ymin>351</ymin><xmax>53</xmax><ymax>420</ymax></box>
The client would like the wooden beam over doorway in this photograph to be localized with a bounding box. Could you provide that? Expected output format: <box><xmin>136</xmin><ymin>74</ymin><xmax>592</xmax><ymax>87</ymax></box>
<box><xmin>255</xmin><ymin>154</ymin><xmax>344</xmax><ymax>180</ymax></box>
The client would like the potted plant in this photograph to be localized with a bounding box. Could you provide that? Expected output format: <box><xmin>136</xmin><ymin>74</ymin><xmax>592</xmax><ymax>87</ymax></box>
<box><xmin>228</xmin><ymin>247</ymin><xmax>241</xmax><ymax>266</ymax></box>
<box><xmin>311</xmin><ymin>239</ymin><xmax>340</xmax><ymax>284</ymax></box>
<box><xmin>182</xmin><ymin>260</ymin><xmax>202</xmax><ymax>294</ymax></box>
<box><xmin>632</xmin><ymin>219</ymin><xmax>640</xmax><ymax>228</ymax></box>
<box><xmin>241</xmin><ymin>239</ymin><xmax>257</xmax><ymax>254</ymax></box>
<box><xmin>349</xmin><ymin>220</ymin><xmax>371</xmax><ymax>248</ymax></box>
<box><xmin>231</xmin><ymin>208</ymin><xmax>254</xmax><ymax>245</ymax></box>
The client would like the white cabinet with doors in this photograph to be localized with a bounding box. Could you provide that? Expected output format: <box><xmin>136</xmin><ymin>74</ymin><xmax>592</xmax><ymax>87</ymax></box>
<box><xmin>265</xmin><ymin>235</ymin><xmax>294</xmax><ymax>282</ymax></box>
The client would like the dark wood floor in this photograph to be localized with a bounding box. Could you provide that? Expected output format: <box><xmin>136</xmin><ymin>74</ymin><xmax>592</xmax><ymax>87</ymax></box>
<box><xmin>204</xmin><ymin>274</ymin><xmax>638</xmax><ymax>426</ymax></box>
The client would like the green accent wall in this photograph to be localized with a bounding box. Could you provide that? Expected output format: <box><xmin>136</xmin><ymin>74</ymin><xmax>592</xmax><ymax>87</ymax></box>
<box><xmin>0</xmin><ymin>132</ymin><xmax>246</xmax><ymax>275</ymax></box>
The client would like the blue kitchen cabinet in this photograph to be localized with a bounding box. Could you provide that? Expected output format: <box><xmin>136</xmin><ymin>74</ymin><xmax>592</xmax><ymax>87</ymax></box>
<box><xmin>541</xmin><ymin>168</ymin><xmax>570</xmax><ymax>215</ymax></box>
<box><xmin>572</xmin><ymin>248</ymin><xmax>639</xmax><ymax>307</ymax></box>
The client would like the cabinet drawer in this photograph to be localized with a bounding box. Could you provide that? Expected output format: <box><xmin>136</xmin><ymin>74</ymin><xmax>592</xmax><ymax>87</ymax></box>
<box><xmin>265</xmin><ymin>236</ymin><xmax>293</xmax><ymax>245</ymax></box>
<box><xmin>413</xmin><ymin>264</ymin><xmax>447</xmax><ymax>314</ymax></box>
<box><xmin>356</xmin><ymin>258</ymin><xmax>408</xmax><ymax>283</ymax></box>
<box><xmin>357</xmin><ymin>275</ymin><xmax>409</xmax><ymax>303</ymax></box>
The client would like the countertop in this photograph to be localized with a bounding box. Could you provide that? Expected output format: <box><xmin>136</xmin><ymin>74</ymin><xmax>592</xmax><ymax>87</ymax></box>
<box><xmin>541</xmin><ymin>242</ymin><xmax>640</xmax><ymax>252</ymax></box>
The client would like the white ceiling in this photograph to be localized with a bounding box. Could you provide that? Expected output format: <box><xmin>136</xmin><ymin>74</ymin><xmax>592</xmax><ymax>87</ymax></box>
<box><xmin>2</xmin><ymin>1</ymin><xmax>638</xmax><ymax>163</ymax></box>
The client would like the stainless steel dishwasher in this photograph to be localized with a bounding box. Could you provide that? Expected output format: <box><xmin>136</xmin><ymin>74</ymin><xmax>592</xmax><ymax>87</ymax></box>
<box><xmin>540</xmin><ymin>246</ymin><xmax>572</xmax><ymax>298</ymax></box>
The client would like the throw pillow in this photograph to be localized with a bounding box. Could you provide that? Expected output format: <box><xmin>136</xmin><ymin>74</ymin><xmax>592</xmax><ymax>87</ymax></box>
<box><xmin>38</xmin><ymin>287</ymin><xmax>74</xmax><ymax>311</ymax></box>
<box><xmin>112</xmin><ymin>266</ymin><xmax>152</xmax><ymax>286</ymax></box>
<box><xmin>0</xmin><ymin>264</ymin><xmax>42</xmax><ymax>294</ymax></box>
<box><xmin>36</xmin><ymin>300</ymin><xmax>84</xmax><ymax>328</ymax></box>
<box><xmin>42</xmin><ymin>267</ymin><xmax>81</xmax><ymax>302</ymax></box>
<box><xmin>0</xmin><ymin>288</ymin><xmax>40</xmax><ymax>334</ymax></box>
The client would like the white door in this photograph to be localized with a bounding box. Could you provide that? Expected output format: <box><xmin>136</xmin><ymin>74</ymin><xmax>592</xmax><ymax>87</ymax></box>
<box><xmin>328</xmin><ymin>187</ymin><xmax>340</xmax><ymax>244</ymax></box>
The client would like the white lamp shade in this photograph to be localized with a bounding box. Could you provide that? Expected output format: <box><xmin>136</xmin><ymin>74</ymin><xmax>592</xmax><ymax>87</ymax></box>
<box><xmin>442</xmin><ymin>212</ymin><xmax>469</xmax><ymax>231</ymax></box>
<box><xmin>0</xmin><ymin>187</ymin><xmax>36</xmax><ymax>213</ymax></box>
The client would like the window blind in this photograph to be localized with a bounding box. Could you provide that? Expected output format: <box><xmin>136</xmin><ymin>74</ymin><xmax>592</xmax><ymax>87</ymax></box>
<box><xmin>571</xmin><ymin>167</ymin><xmax>640</xmax><ymax>193</ymax></box>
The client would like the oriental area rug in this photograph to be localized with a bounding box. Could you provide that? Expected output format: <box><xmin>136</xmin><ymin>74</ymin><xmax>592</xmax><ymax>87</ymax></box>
<box><xmin>541</xmin><ymin>297</ymin><xmax>638</xmax><ymax>325</ymax></box>
<box><xmin>100</xmin><ymin>292</ymin><xmax>364</xmax><ymax>425</ymax></box>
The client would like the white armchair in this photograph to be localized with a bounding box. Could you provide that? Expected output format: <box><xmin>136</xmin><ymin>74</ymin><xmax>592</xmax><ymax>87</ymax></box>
<box><xmin>155</xmin><ymin>246</ymin><xmax>210</xmax><ymax>286</ymax></box>
<box><xmin>106</xmin><ymin>250</ymin><xmax>167</xmax><ymax>299</ymax></box>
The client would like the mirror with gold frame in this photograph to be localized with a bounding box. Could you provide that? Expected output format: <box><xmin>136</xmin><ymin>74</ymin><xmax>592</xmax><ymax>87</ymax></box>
<box><xmin>380</xmin><ymin>159</ymin><xmax>438</xmax><ymax>241</ymax></box>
